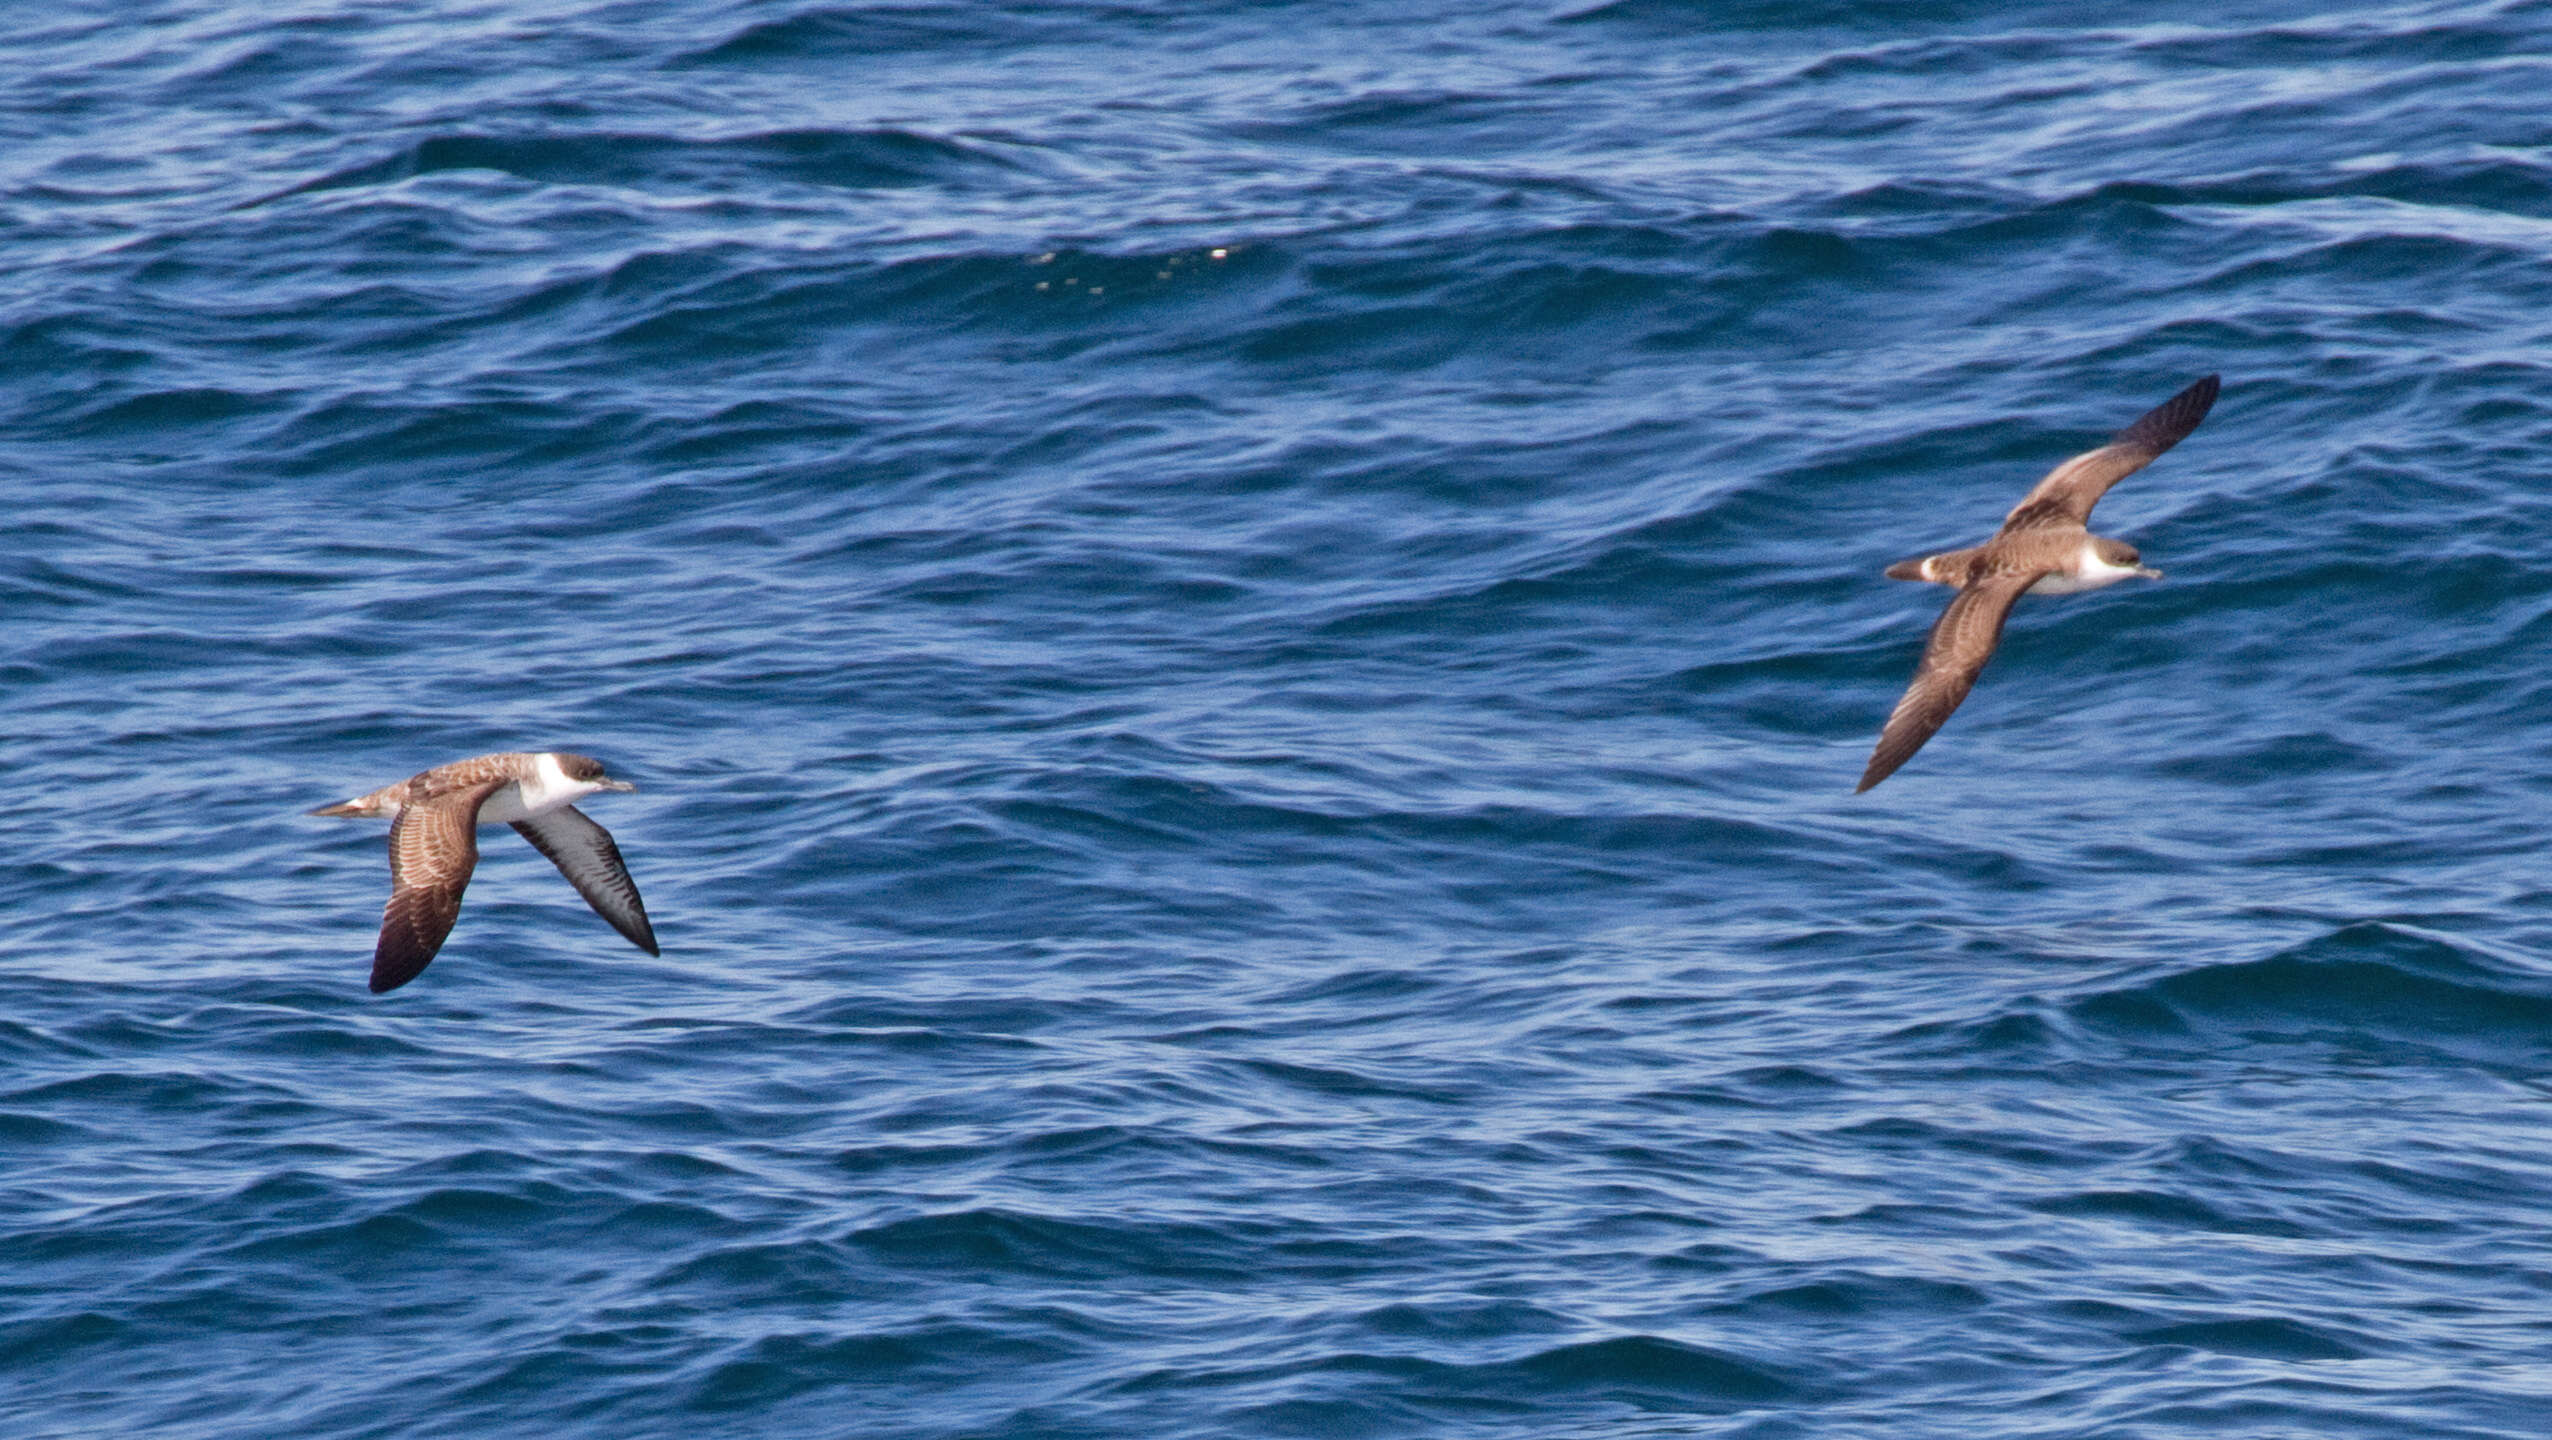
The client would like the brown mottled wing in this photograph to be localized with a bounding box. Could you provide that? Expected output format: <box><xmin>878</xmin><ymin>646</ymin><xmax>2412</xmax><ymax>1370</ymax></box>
<box><xmin>371</xmin><ymin>780</ymin><xmax>505</xmax><ymax>994</ymax></box>
<box><xmin>1858</xmin><ymin>569</ymin><xmax>2045</xmax><ymax>792</ymax></box>
<box><xmin>511</xmin><ymin>806</ymin><xmax>659</xmax><ymax>956</ymax></box>
<box><xmin>1998</xmin><ymin>375</ymin><xmax>2219</xmax><ymax>534</ymax></box>
<box><xmin>407</xmin><ymin>752</ymin><xmax>533</xmax><ymax>801</ymax></box>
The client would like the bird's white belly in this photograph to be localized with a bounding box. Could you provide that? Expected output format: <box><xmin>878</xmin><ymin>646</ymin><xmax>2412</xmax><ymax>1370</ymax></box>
<box><xmin>2026</xmin><ymin>570</ymin><xmax>2125</xmax><ymax>595</ymax></box>
<box><xmin>473</xmin><ymin>784</ymin><xmax>534</xmax><ymax>825</ymax></box>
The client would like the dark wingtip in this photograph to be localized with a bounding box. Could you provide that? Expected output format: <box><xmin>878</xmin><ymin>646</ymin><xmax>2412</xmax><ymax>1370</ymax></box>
<box><xmin>2182</xmin><ymin>372</ymin><xmax>2222</xmax><ymax>422</ymax></box>
<box><xmin>612</xmin><ymin>909</ymin><xmax>660</xmax><ymax>957</ymax></box>
<box><xmin>1858</xmin><ymin>734</ymin><xmax>1920</xmax><ymax>791</ymax></box>
<box><xmin>1856</xmin><ymin>745</ymin><xmax>1899</xmax><ymax>792</ymax></box>
<box><xmin>368</xmin><ymin>942</ymin><xmax>433</xmax><ymax>994</ymax></box>
<box><xmin>2116</xmin><ymin>373</ymin><xmax>2220</xmax><ymax>452</ymax></box>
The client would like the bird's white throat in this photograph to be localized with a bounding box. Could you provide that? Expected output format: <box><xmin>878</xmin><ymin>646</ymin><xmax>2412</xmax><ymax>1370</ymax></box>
<box><xmin>2027</xmin><ymin>541</ymin><xmax>2154</xmax><ymax>595</ymax></box>
<box><xmin>475</xmin><ymin>753</ymin><xmax>598</xmax><ymax>826</ymax></box>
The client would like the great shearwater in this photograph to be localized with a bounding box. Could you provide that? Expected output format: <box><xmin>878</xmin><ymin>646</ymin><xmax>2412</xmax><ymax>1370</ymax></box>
<box><xmin>311</xmin><ymin>752</ymin><xmax>659</xmax><ymax>993</ymax></box>
<box><xmin>1858</xmin><ymin>374</ymin><xmax>2220</xmax><ymax>792</ymax></box>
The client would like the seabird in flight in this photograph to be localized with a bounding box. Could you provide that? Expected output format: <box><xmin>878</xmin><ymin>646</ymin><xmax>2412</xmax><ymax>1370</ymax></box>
<box><xmin>311</xmin><ymin>751</ymin><xmax>658</xmax><ymax>992</ymax></box>
<box><xmin>1859</xmin><ymin>374</ymin><xmax>2220</xmax><ymax>792</ymax></box>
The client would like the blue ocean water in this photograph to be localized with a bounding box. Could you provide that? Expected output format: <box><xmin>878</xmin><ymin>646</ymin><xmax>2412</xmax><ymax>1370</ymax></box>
<box><xmin>10</xmin><ymin>0</ymin><xmax>2552</xmax><ymax>1434</ymax></box>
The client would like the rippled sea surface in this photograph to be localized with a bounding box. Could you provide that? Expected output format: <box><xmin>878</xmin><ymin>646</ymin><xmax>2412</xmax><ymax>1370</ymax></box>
<box><xmin>14</xmin><ymin>2</ymin><xmax>2552</xmax><ymax>1435</ymax></box>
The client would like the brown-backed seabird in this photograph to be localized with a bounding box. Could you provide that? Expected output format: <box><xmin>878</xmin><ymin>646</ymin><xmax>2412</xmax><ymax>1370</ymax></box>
<box><xmin>1859</xmin><ymin>374</ymin><xmax>2220</xmax><ymax>792</ymax></box>
<box><xmin>311</xmin><ymin>752</ymin><xmax>658</xmax><ymax>992</ymax></box>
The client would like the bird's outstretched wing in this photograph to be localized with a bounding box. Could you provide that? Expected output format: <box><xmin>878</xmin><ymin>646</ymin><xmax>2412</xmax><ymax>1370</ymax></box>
<box><xmin>1858</xmin><ymin>569</ymin><xmax>2045</xmax><ymax>792</ymax></box>
<box><xmin>372</xmin><ymin>780</ymin><xmax>506</xmax><ymax>993</ymax></box>
<box><xmin>1999</xmin><ymin>374</ymin><xmax>2218</xmax><ymax>534</ymax></box>
<box><xmin>512</xmin><ymin>806</ymin><xmax>659</xmax><ymax>956</ymax></box>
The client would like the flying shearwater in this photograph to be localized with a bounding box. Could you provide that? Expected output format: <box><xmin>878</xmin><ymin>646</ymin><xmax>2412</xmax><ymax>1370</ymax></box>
<box><xmin>1858</xmin><ymin>374</ymin><xmax>2220</xmax><ymax>793</ymax></box>
<box><xmin>311</xmin><ymin>752</ymin><xmax>659</xmax><ymax>993</ymax></box>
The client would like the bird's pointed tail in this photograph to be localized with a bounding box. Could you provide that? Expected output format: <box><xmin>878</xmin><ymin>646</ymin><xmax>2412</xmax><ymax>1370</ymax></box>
<box><xmin>310</xmin><ymin>796</ymin><xmax>394</xmax><ymax>818</ymax></box>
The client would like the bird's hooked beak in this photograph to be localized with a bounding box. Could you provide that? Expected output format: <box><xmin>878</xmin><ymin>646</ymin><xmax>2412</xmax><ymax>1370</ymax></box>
<box><xmin>600</xmin><ymin>778</ymin><xmax>638</xmax><ymax>793</ymax></box>
<box><xmin>2134</xmin><ymin>566</ymin><xmax>2163</xmax><ymax>580</ymax></box>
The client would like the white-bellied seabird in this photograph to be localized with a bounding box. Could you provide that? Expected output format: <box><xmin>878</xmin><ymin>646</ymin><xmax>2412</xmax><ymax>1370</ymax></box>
<box><xmin>1859</xmin><ymin>374</ymin><xmax>2220</xmax><ymax>792</ymax></box>
<box><xmin>311</xmin><ymin>752</ymin><xmax>658</xmax><ymax>992</ymax></box>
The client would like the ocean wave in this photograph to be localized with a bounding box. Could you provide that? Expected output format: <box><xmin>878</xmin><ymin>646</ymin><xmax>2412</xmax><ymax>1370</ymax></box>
<box><xmin>2070</xmin><ymin>921</ymin><xmax>2552</xmax><ymax>1049</ymax></box>
<box><xmin>16</xmin><ymin>3</ymin><xmax>2552</xmax><ymax>1437</ymax></box>
<box><xmin>252</xmin><ymin>127</ymin><xmax>1030</xmax><ymax>209</ymax></box>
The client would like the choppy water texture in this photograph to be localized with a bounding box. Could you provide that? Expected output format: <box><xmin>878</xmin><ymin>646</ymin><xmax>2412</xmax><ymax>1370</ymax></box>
<box><xmin>11</xmin><ymin>1</ymin><xmax>2552</xmax><ymax>1435</ymax></box>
